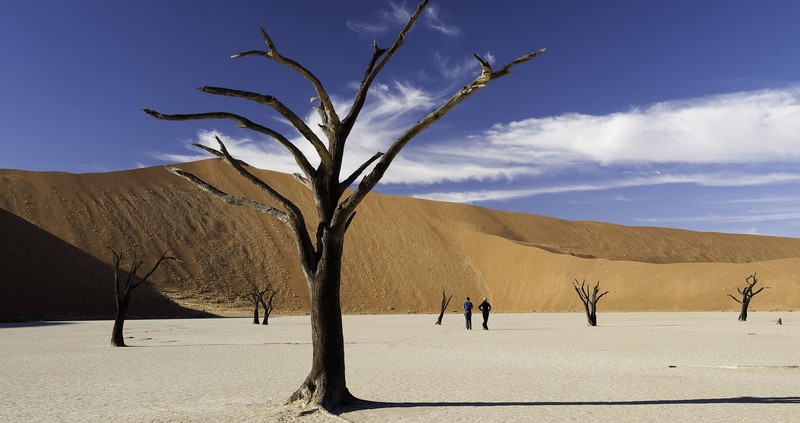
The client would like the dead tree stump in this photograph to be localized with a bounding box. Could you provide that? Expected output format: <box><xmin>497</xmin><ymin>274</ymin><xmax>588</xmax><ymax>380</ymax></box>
<box><xmin>435</xmin><ymin>287</ymin><xmax>453</xmax><ymax>325</ymax></box>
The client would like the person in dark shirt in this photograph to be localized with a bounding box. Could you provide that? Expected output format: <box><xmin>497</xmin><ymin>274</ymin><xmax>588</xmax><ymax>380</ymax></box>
<box><xmin>478</xmin><ymin>297</ymin><xmax>492</xmax><ymax>330</ymax></box>
<box><xmin>463</xmin><ymin>297</ymin><xmax>473</xmax><ymax>330</ymax></box>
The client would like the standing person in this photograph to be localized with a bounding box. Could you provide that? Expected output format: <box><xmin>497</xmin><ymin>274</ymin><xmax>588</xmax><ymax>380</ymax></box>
<box><xmin>478</xmin><ymin>297</ymin><xmax>492</xmax><ymax>330</ymax></box>
<box><xmin>463</xmin><ymin>297</ymin><xmax>474</xmax><ymax>330</ymax></box>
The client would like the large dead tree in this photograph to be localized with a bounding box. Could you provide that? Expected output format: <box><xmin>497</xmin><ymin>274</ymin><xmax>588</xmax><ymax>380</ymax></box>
<box><xmin>573</xmin><ymin>279</ymin><xmax>608</xmax><ymax>327</ymax></box>
<box><xmin>725</xmin><ymin>273</ymin><xmax>769</xmax><ymax>322</ymax></box>
<box><xmin>435</xmin><ymin>287</ymin><xmax>453</xmax><ymax>325</ymax></box>
<box><xmin>144</xmin><ymin>0</ymin><xmax>543</xmax><ymax>412</ymax></box>
<box><xmin>110</xmin><ymin>248</ymin><xmax>176</xmax><ymax>347</ymax></box>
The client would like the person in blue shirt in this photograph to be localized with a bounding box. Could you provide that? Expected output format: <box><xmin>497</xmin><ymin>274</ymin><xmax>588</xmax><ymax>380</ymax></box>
<box><xmin>463</xmin><ymin>297</ymin><xmax>474</xmax><ymax>330</ymax></box>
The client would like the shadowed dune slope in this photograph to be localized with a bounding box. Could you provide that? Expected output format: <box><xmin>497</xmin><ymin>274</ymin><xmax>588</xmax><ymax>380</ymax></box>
<box><xmin>0</xmin><ymin>209</ymin><xmax>206</xmax><ymax>321</ymax></box>
<box><xmin>2</xmin><ymin>159</ymin><xmax>800</xmax><ymax>317</ymax></box>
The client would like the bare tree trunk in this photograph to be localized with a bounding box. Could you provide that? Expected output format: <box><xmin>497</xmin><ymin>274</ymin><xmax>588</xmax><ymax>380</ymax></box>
<box><xmin>288</xmin><ymin>234</ymin><xmax>357</xmax><ymax>410</ymax></box>
<box><xmin>435</xmin><ymin>287</ymin><xmax>452</xmax><ymax>325</ymax></box>
<box><xmin>261</xmin><ymin>291</ymin><xmax>277</xmax><ymax>325</ymax></box>
<box><xmin>739</xmin><ymin>299</ymin><xmax>751</xmax><ymax>322</ymax></box>
<box><xmin>111</xmin><ymin>293</ymin><xmax>131</xmax><ymax>347</ymax></box>
<box><xmin>252</xmin><ymin>300</ymin><xmax>260</xmax><ymax>324</ymax></box>
<box><xmin>586</xmin><ymin>308</ymin><xmax>598</xmax><ymax>327</ymax></box>
<box><xmin>577</xmin><ymin>291</ymin><xmax>597</xmax><ymax>326</ymax></box>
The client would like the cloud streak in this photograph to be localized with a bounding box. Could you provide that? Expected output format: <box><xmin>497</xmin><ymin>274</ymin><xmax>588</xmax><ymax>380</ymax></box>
<box><xmin>346</xmin><ymin>1</ymin><xmax>460</xmax><ymax>37</ymax></box>
<box><xmin>423</xmin><ymin>4</ymin><xmax>460</xmax><ymax>37</ymax></box>
<box><xmin>637</xmin><ymin>206</ymin><xmax>800</xmax><ymax>226</ymax></box>
<box><xmin>402</xmin><ymin>85</ymin><xmax>800</xmax><ymax>203</ymax></box>
<box><xmin>474</xmin><ymin>86</ymin><xmax>800</xmax><ymax>166</ymax></box>
<box><xmin>413</xmin><ymin>171</ymin><xmax>800</xmax><ymax>204</ymax></box>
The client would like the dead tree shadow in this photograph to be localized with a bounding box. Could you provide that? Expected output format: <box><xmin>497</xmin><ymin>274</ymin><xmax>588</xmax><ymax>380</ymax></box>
<box><xmin>340</xmin><ymin>396</ymin><xmax>800</xmax><ymax>412</ymax></box>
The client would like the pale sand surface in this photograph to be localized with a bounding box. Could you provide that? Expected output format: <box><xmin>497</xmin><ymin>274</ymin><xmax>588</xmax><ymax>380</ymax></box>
<box><xmin>2</xmin><ymin>313</ymin><xmax>799</xmax><ymax>422</ymax></box>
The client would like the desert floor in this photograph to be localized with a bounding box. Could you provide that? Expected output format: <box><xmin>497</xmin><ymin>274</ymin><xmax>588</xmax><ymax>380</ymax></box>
<box><xmin>2</xmin><ymin>312</ymin><xmax>798</xmax><ymax>422</ymax></box>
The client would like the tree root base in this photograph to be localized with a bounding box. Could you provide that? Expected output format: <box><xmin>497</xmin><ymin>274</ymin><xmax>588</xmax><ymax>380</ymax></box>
<box><xmin>287</xmin><ymin>382</ymin><xmax>369</xmax><ymax>416</ymax></box>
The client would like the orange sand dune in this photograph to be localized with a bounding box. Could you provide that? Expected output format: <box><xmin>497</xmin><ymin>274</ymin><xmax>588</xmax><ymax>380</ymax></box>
<box><xmin>2</xmin><ymin>159</ymin><xmax>799</xmax><ymax>319</ymax></box>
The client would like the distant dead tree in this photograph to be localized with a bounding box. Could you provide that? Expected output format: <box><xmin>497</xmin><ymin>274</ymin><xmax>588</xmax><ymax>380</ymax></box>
<box><xmin>243</xmin><ymin>283</ymin><xmax>270</xmax><ymax>324</ymax></box>
<box><xmin>110</xmin><ymin>248</ymin><xmax>176</xmax><ymax>347</ymax></box>
<box><xmin>242</xmin><ymin>281</ymin><xmax>277</xmax><ymax>325</ymax></box>
<box><xmin>260</xmin><ymin>289</ymin><xmax>279</xmax><ymax>325</ymax></box>
<box><xmin>725</xmin><ymin>273</ymin><xmax>769</xmax><ymax>322</ymax></box>
<box><xmin>573</xmin><ymin>279</ymin><xmax>608</xmax><ymax>326</ymax></box>
<box><xmin>144</xmin><ymin>0</ymin><xmax>543</xmax><ymax>411</ymax></box>
<box><xmin>435</xmin><ymin>287</ymin><xmax>453</xmax><ymax>325</ymax></box>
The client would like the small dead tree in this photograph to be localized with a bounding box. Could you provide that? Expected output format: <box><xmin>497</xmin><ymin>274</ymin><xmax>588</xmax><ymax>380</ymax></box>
<box><xmin>260</xmin><ymin>289</ymin><xmax>279</xmax><ymax>325</ymax></box>
<box><xmin>243</xmin><ymin>284</ymin><xmax>270</xmax><ymax>324</ymax></box>
<box><xmin>242</xmin><ymin>281</ymin><xmax>277</xmax><ymax>325</ymax></box>
<box><xmin>435</xmin><ymin>287</ymin><xmax>453</xmax><ymax>325</ymax></box>
<box><xmin>725</xmin><ymin>273</ymin><xmax>769</xmax><ymax>322</ymax></box>
<box><xmin>110</xmin><ymin>248</ymin><xmax>176</xmax><ymax>347</ymax></box>
<box><xmin>572</xmin><ymin>279</ymin><xmax>608</xmax><ymax>326</ymax></box>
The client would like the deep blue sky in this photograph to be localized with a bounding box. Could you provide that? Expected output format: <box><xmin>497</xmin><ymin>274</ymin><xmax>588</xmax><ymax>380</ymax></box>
<box><xmin>3</xmin><ymin>1</ymin><xmax>800</xmax><ymax>237</ymax></box>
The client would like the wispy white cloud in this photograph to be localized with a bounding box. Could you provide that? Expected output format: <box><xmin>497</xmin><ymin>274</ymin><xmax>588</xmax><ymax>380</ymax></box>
<box><xmin>472</xmin><ymin>86</ymin><xmax>800</xmax><ymax>166</ymax></box>
<box><xmin>397</xmin><ymin>85</ymin><xmax>800</xmax><ymax>203</ymax></box>
<box><xmin>388</xmin><ymin>1</ymin><xmax>411</xmax><ymax>23</ymax></box>
<box><xmin>346</xmin><ymin>1</ymin><xmax>459</xmax><ymax>37</ymax></box>
<box><xmin>346</xmin><ymin>1</ymin><xmax>410</xmax><ymax>36</ymax></box>
<box><xmin>414</xmin><ymin>171</ymin><xmax>800</xmax><ymax>204</ymax></box>
<box><xmin>346</xmin><ymin>20</ymin><xmax>391</xmax><ymax>36</ymax></box>
<box><xmin>424</xmin><ymin>4</ymin><xmax>460</xmax><ymax>37</ymax></box>
<box><xmin>714</xmin><ymin>195</ymin><xmax>800</xmax><ymax>205</ymax></box>
<box><xmin>637</xmin><ymin>207</ymin><xmax>800</xmax><ymax>224</ymax></box>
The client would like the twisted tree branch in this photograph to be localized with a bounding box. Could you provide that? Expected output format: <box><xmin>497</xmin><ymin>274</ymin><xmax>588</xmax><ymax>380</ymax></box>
<box><xmin>137</xmin><ymin>249</ymin><xmax>178</xmax><ymax>288</ymax></box>
<box><xmin>198</xmin><ymin>86</ymin><xmax>329</xmax><ymax>161</ymax></box>
<box><xmin>232</xmin><ymin>27</ymin><xmax>341</xmax><ymax>140</ymax></box>
<box><xmin>167</xmin><ymin>166</ymin><xmax>290</xmax><ymax>222</ymax></box>
<box><xmin>142</xmin><ymin>109</ymin><xmax>314</xmax><ymax>179</ymax></box>
<box><xmin>192</xmin><ymin>143</ymin><xmax>251</xmax><ymax>167</ymax></box>
<box><xmin>725</xmin><ymin>293</ymin><xmax>743</xmax><ymax>304</ymax></box>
